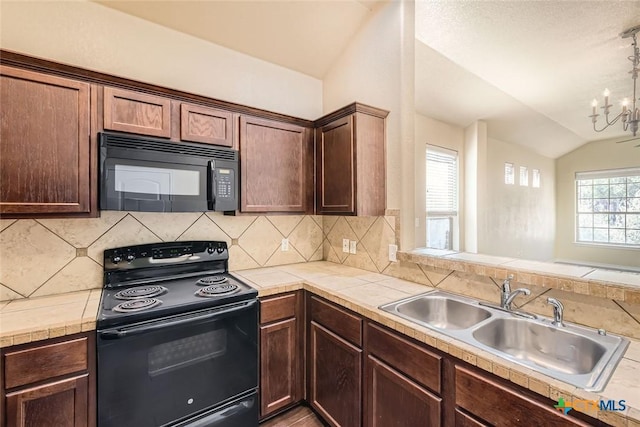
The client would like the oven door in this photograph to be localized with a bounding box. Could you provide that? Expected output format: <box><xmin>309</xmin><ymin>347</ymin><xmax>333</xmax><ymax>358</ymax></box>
<box><xmin>97</xmin><ymin>300</ymin><xmax>258</xmax><ymax>427</ymax></box>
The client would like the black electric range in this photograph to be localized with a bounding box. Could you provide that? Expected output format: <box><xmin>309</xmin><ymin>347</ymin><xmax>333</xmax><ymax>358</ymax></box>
<box><xmin>97</xmin><ymin>241</ymin><xmax>258</xmax><ymax>427</ymax></box>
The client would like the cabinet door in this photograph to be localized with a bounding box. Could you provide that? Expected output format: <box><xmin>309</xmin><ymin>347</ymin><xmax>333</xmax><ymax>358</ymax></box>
<box><xmin>240</xmin><ymin>116</ymin><xmax>311</xmax><ymax>212</ymax></box>
<box><xmin>316</xmin><ymin>116</ymin><xmax>355</xmax><ymax>214</ymax></box>
<box><xmin>6</xmin><ymin>375</ymin><xmax>88</xmax><ymax>427</ymax></box>
<box><xmin>260</xmin><ymin>318</ymin><xmax>299</xmax><ymax>417</ymax></box>
<box><xmin>0</xmin><ymin>66</ymin><xmax>91</xmax><ymax>215</ymax></box>
<box><xmin>180</xmin><ymin>103</ymin><xmax>233</xmax><ymax>147</ymax></box>
<box><xmin>365</xmin><ymin>355</ymin><xmax>441</xmax><ymax>427</ymax></box>
<box><xmin>103</xmin><ymin>87</ymin><xmax>171</xmax><ymax>138</ymax></box>
<box><xmin>309</xmin><ymin>321</ymin><xmax>361</xmax><ymax>427</ymax></box>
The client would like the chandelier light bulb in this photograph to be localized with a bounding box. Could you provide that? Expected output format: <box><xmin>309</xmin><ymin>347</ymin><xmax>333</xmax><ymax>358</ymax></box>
<box><xmin>591</xmin><ymin>99</ymin><xmax>598</xmax><ymax>115</ymax></box>
<box><xmin>603</xmin><ymin>88</ymin><xmax>611</xmax><ymax>97</ymax></box>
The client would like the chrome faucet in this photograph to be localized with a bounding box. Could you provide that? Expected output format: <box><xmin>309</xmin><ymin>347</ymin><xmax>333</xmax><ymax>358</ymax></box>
<box><xmin>547</xmin><ymin>297</ymin><xmax>565</xmax><ymax>327</ymax></box>
<box><xmin>500</xmin><ymin>275</ymin><xmax>530</xmax><ymax>310</ymax></box>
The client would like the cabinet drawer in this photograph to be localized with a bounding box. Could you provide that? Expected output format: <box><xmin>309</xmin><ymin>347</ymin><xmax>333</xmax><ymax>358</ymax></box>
<box><xmin>4</xmin><ymin>337</ymin><xmax>88</xmax><ymax>389</ymax></box>
<box><xmin>366</xmin><ymin>322</ymin><xmax>441</xmax><ymax>394</ymax></box>
<box><xmin>455</xmin><ymin>365</ymin><xmax>591</xmax><ymax>427</ymax></box>
<box><xmin>310</xmin><ymin>296</ymin><xmax>361</xmax><ymax>347</ymax></box>
<box><xmin>260</xmin><ymin>292</ymin><xmax>298</xmax><ymax>324</ymax></box>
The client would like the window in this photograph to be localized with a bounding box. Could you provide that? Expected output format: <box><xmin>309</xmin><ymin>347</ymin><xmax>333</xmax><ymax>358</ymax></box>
<box><xmin>532</xmin><ymin>169</ymin><xmax>541</xmax><ymax>188</ymax></box>
<box><xmin>505</xmin><ymin>162</ymin><xmax>515</xmax><ymax>185</ymax></box>
<box><xmin>426</xmin><ymin>145</ymin><xmax>458</xmax><ymax>250</ymax></box>
<box><xmin>576</xmin><ymin>168</ymin><xmax>640</xmax><ymax>247</ymax></box>
<box><xmin>519</xmin><ymin>166</ymin><xmax>528</xmax><ymax>186</ymax></box>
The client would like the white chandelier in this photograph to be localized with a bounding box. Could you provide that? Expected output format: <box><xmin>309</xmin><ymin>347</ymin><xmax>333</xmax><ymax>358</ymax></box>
<box><xmin>590</xmin><ymin>25</ymin><xmax>640</xmax><ymax>137</ymax></box>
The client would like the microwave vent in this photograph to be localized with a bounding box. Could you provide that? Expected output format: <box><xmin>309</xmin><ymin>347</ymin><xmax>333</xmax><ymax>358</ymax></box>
<box><xmin>101</xmin><ymin>133</ymin><xmax>237</xmax><ymax>161</ymax></box>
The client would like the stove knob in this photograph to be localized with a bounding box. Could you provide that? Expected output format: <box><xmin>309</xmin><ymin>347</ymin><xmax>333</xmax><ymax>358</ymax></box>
<box><xmin>216</xmin><ymin>247</ymin><xmax>225</xmax><ymax>254</ymax></box>
<box><xmin>207</xmin><ymin>247</ymin><xmax>215</xmax><ymax>254</ymax></box>
<box><xmin>112</xmin><ymin>255</ymin><xmax>122</xmax><ymax>264</ymax></box>
<box><xmin>126</xmin><ymin>253</ymin><xmax>135</xmax><ymax>262</ymax></box>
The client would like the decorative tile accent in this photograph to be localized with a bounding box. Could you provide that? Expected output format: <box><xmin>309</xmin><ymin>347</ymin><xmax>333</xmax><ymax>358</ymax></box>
<box><xmin>31</xmin><ymin>257</ymin><xmax>102</xmax><ymax>297</ymax></box>
<box><xmin>130</xmin><ymin>212</ymin><xmax>201</xmax><ymax>241</ymax></box>
<box><xmin>37</xmin><ymin>211</ymin><xmax>126</xmax><ymax>248</ymax></box>
<box><xmin>238</xmin><ymin>217</ymin><xmax>282</xmax><ymax>265</ymax></box>
<box><xmin>87</xmin><ymin>215</ymin><xmax>162</xmax><ymax>265</ymax></box>
<box><xmin>0</xmin><ymin>220</ymin><xmax>75</xmax><ymax>297</ymax></box>
<box><xmin>267</xmin><ymin>215</ymin><xmax>304</xmax><ymax>237</ymax></box>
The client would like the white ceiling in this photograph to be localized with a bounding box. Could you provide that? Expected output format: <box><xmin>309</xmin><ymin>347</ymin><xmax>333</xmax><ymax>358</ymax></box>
<box><xmin>96</xmin><ymin>0</ymin><xmax>640</xmax><ymax>159</ymax></box>
<box><xmin>416</xmin><ymin>0</ymin><xmax>640</xmax><ymax>158</ymax></box>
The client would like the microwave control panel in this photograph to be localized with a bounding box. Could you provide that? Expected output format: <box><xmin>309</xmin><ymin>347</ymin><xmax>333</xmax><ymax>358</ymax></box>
<box><xmin>216</xmin><ymin>169</ymin><xmax>233</xmax><ymax>199</ymax></box>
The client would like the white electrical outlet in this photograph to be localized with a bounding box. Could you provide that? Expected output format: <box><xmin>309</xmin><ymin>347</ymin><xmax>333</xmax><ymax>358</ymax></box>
<box><xmin>349</xmin><ymin>240</ymin><xmax>357</xmax><ymax>254</ymax></box>
<box><xmin>281</xmin><ymin>238</ymin><xmax>289</xmax><ymax>251</ymax></box>
<box><xmin>388</xmin><ymin>244</ymin><xmax>398</xmax><ymax>262</ymax></box>
<box><xmin>342</xmin><ymin>239</ymin><xmax>350</xmax><ymax>253</ymax></box>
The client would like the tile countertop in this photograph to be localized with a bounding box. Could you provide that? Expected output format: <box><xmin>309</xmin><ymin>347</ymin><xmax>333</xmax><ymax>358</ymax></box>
<box><xmin>0</xmin><ymin>261</ymin><xmax>638</xmax><ymax>426</ymax></box>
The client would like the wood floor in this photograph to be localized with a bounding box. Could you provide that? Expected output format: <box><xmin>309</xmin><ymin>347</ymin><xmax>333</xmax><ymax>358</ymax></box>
<box><xmin>260</xmin><ymin>406</ymin><xmax>325</xmax><ymax>427</ymax></box>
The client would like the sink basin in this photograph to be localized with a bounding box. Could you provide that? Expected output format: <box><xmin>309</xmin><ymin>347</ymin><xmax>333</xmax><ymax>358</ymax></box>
<box><xmin>380</xmin><ymin>291</ymin><xmax>492</xmax><ymax>330</ymax></box>
<box><xmin>379</xmin><ymin>290</ymin><xmax>629</xmax><ymax>391</ymax></box>
<box><xmin>472</xmin><ymin>318</ymin><xmax>606</xmax><ymax>375</ymax></box>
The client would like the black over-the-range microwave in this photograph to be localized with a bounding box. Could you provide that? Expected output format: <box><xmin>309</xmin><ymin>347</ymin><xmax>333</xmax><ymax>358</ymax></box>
<box><xmin>99</xmin><ymin>132</ymin><xmax>238</xmax><ymax>213</ymax></box>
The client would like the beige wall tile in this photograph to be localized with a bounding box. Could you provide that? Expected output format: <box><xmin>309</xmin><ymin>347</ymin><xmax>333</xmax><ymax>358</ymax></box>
<box><xmin>0</xmin><ymin>284</ymin><xmax>23</xmax><ymax>302</ymax></box>
<box><xmin>288</xmin><ymin>216</ymin><xmax>323</xmax><ymax>260</ymax></box>
<box><xmin>324</xmin><ymin>239</ymin><xmax>341</xmax><ymax>263</ymax></box>
<box><xmin>383</xmin><ymin>261</ymin><xmax>431</xmax><ymax>286</ymax></box>
<box><xmin>437</xmin><ymin>271</ymin><xmax>501</xmax><ymax>305</ymax></box>
<box><xmin>418</xmin><ymin>265</ymin><xmax>451</xmax><ymax>287</ymax></box>
<box><xmin>342</xmin><ymin>251</ymin><xmax>378</xmax><ymax>273</ymax></box>
<box><xmin>228</xmin><ymin>245</ymin><xmax>260</xmax><ymax>271</ymax></box>
<box><xmin>1</xmin><ymin>220</ymin><xmax>75</xmax><ymax>296</ymax></box>
<box><xmin>37</xmin><ymin>211</ymin><xmax>126</xmax><ymax>247</ymax></box>
<box><xmin>345</xmin><ymin>216</ymin><xmax>376</xmax><ymax>239</ymax></box>
<box><xmin>178</xmin><ymin>215</ymin><xmax>231</xmax><ymax>244</ymax></box>
<box><xmin>207</xmin><ymin>213</ymin><xmax>257</xmax><ymax>238</ymax></box>
<box><xmin>326</xmin><ymin>217</ymin><xmax>357</xmax><ymax>263</ymax></box>
<box><xmin>130</xmin><ymin>212</ymin><xmax>202</xmax><ymax>241</ymax></box>
<box><xmin>238</xmin><ymin>217</ymin><xmax>281</xmax><ymax>265</ymax></box>
<box><xmin>310</xmin><ymin>244</ymin><xmax>323</xmax><ymax>261</ymax></box>
<box><xmin>360</xmin><ymin>217</ymin><xmax>395</xmax><ymax>272</ymax></box>
<box><xmin>322</xmin><ymin>216</ymin><xmax>338</xmax><ymax>237</ymax></box>
<box><xmin>87</xmin><ymin>215</ymin><xmax>161</xmax><ymax>265</ymax></box>
<box><xmin>266</xmin><ymin>215</ymin><xmax>304</xmax><ymax>237</ymax></box>
<box><xmin>265</xmin><ymin>246</ymin><xmax>306</xmax><ymax>267</ymax></box>
<box><xmin>31</xmin><ymin>257</ymin><xmax>102</xmax><ymax>297</ymax></box>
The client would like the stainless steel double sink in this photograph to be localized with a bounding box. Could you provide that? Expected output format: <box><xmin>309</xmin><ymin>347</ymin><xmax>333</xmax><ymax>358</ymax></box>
<box><xmin>379</xmin><ymin>290</ymin><xmax>629</xmax><ymax>392</ymax></box>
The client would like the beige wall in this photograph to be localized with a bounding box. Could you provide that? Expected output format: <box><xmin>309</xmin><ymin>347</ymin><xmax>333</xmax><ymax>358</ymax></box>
<box><xmin>556</xmin><ymin>137</ymin><xmax>640</xmax><ymax>268</ymax></box>
<box><xmin>463</xmin><ymin>121</ymin><xmax>488</xmax><ymax>253</ymax></box>
<box><xmin>483</xmin><ymin>138</ymin><xmax>555</xmax><ymax>260</ymax></box>
<box><xmin>0</xmin><ymin>0</ymin><xmax>322</xmax><ymax>120</ymax></box>
<box><xmin>414</xmin><ymin>113</ymin><xmax>465</xmax><ymax>249</ymax></box>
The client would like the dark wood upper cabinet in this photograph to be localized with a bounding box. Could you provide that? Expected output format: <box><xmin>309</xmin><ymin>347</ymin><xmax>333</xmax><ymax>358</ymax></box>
<box><xmin>180</xmin><ymin>103</ymin><xmax>233</xmax><ymax>147</ymax></box>
<box><xmin>315</xmin><ymin>103</ymin><xmax>388</xmax><ymax>216</ymax></box>
<box><xmin>103</xmin><ymin>87</ymin><xmax>171</xmax><ymax>138</ymax></box>
<box><xmin>1</xmin><ymin>333</ymin><xmax>95</xmax><ymax>427</ymax></box>
<box><xmin>239</xmin><ymin>116</ymin><xmax>313</xmax><ymax>213</ymax></box>
<box><xmin>259</xmin><ymin>292</ymin><xmax>304</xmax><ymax>420</ymax></box>
<box><xmin>0</xmin><ymin>66</ymin><xmax>93</xmax><ymax>217</ymax></box>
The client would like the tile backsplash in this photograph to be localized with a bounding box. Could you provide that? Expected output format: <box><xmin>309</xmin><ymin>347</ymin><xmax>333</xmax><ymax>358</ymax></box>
<box><xmin>0</xmin><ymin>212</ymin><xmax>323</xmax><ymax>300</ymax></box>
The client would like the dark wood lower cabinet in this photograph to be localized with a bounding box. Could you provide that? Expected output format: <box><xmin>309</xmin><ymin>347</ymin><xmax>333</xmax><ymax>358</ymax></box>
<box><xmin>6</xmin><ymin>375</ymin><xmax>88</xmax><ymax>427</ymax></box>
<box><xmin>260</xmin><ymin>318</ymin><xmax>299</xmax><ymax>416</ymax></box>
<box><xmin>365</xmin><ymin>355</ymin><xmax>441</xmax><ymax>427</ymax></box>
<box><xmin>454</xmin><ymin>409</ymin><xmax>489</xmax><ymax>427</ymax></box>
<box><xmin>309</xmin><ymin>321</ymin><xmax>362</xmax><ymax>427</ymax></box>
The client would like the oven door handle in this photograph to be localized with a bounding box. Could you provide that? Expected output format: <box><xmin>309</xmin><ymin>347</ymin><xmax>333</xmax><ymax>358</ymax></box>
<box><xmin>99</xmin><ymin>299</ymin><xmax>256</xmax><ymax>339</ymax></box>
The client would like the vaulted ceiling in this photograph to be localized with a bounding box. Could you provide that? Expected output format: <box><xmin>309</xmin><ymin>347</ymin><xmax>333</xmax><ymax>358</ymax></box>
<box><xmin>96</xmin><ymin>0</ymin><xmax>640</xmax><ymax>158</ymax></box>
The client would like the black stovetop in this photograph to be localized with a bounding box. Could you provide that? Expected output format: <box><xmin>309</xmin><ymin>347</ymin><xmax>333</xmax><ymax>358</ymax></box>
<box><xmin>97</xmin><ymin>241</ymin><xmax>257</xmax><ymax>329</ymax></box>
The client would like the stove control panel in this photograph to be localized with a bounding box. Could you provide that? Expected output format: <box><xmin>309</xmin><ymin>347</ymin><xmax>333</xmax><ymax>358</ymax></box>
<box><xmin>104</xmin><ymin>241</ymin><xmax>229</xmax><ymax>272</ymax></box>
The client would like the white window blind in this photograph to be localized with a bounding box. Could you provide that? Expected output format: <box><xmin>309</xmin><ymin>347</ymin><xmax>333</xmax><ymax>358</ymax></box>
<box><xmin>575</xmin><ymin>167</ymin><xmax>640</xmax><ymax>247</ymax></box>
<box><xmin>426</xmin><ymin>145</ymin><xmax>458</xmax><ymax>216</ymax></box>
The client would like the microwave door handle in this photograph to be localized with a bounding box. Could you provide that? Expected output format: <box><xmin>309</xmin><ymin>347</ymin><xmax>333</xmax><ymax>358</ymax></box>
<box><xmin>208</xmin><ymin>160</ymin><xmax>216</xmax><ymax>208</ymax></box>
<box><xmin>99</xmin><ymin>300</ymin><xmax>256</xmax><ymax>339</ymax></box>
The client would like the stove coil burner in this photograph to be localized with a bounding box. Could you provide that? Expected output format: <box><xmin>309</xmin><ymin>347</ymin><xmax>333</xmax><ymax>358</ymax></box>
<box><xmin>195</xmin><ymin>284</ymin><xmax>239</xmax><ymax>298</ymax></box>
<box><xmin>196</xmin><ymin>275</ymin><xmax>229</xmax><ymax>286</ymax></box>
<box><xmin>113</xmin><ymin>298</ymin><xmax>162</xmax><ymax>313</ymax></box>
<box><xmin>114</xmin><ymin>285</ymin><xmax>168</xmax><ymax>300</ymax></box>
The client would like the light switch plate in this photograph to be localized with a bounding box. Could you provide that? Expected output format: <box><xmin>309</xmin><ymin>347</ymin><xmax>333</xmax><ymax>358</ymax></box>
<box><xmin>388</xmin><ymin>244</ymin><xmax>398</xmax><ymax>262</ymax></box>
<box><xmin>349</xmin><ymin>240</ymin><xmax>357</xmax><ymax>254</ymax></box>
<box><xmin>342</xmin><ymin>239</ymin><xmax>350</xmax><ymax>253</ymax></box>
<box><xmin>281</xmin><ymin>238</ymin><xmax>289</xmax><ymax>251</ymax></box>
